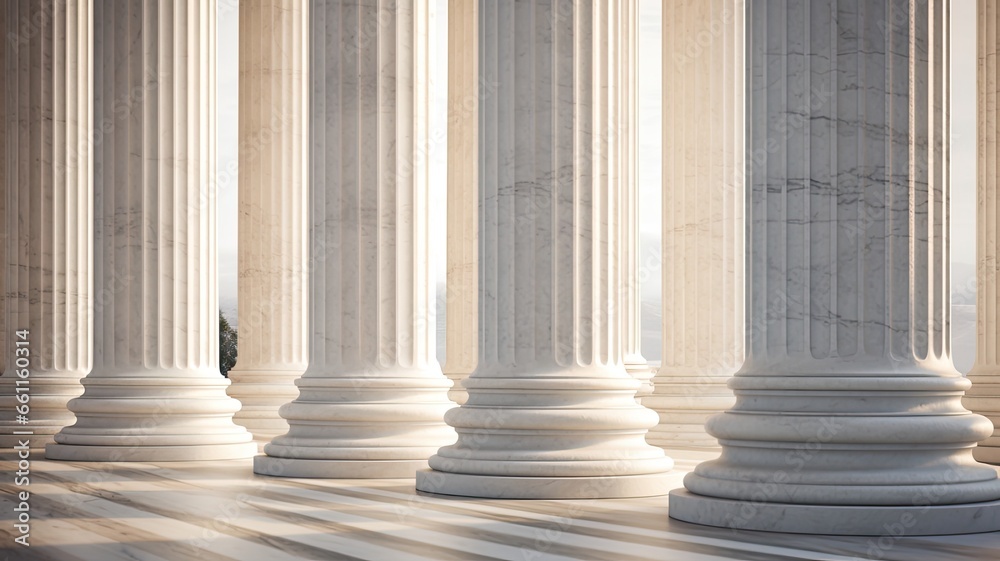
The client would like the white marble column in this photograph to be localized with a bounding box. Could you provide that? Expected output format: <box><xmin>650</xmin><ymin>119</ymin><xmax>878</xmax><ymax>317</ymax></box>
<box><xmin>253</xmin><ymin>0</ymin><xmax>456</xmax><ymax>479</ymax></box>
<box><xmin>965</xmin><ymin>0</ymin><xmax>1000</xmax><ymax>466</ymax></box>
<box><xmin>226</xmin><ymin>0</ymin><xmax>309</xmax><ymax>441</ymax></box>
<box><xmin>46</xmin><ymin>0</ymin><xmax>256</xmax><ymax>462</ymax></box>
<box><xmin>670</xmin><ymin>0</ymin><xmax>1000</xmax><ymax>535</ymax></box>
<box><xmin>966</xmin><ymin>0</ymin><xmax>1000</xmax><ymax>463</ymax></box>
<box><xmin>644</xmin><ymin>0</ymin><xmax>743</xmax><ymax>449</ymax></box>
<box><xmin>416</xmin><ymin>0</ymin><xmax>672</xmax><ymax>500</ymax></box>
<box><xmin>0</xmin><ymin>0</ymin><xmax>91</xmax><ymax>449</ymax></box>
<box><xmin>619</xmin><ymin>0</ymin><xmax>651</xmax><ymax>398</ymax></box>
<box><xmin>443</xmin><ymin>0</ymin><xmax>478</xmax><ymax>406</ymax></box>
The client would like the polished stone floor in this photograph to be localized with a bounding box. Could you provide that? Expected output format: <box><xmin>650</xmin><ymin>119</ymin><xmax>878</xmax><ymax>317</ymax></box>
<box><xmin>1</xmin><ymin>448</ymin><xmax>999</xmax><ymax>561</ymax></box>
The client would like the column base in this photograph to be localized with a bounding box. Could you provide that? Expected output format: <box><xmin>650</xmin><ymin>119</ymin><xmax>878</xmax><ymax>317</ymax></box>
<box><xmin>226</xmin><ymin>368</ymin><xmax>302</xmax><ymax>440</ymax></box>
<box><xmin>45</xmin><ymin>441</ymin><xmax>257</xmax><ymax>462</ymax></box>
<box><xmin>415</xmin><ymin>469</ymin><xmax>673</xmax><ymax>499</ymax></box>
<box><xmin>230</xmin><ymin>418</ymin><xmax>290</xmax><ymax>443</ymax></box>
<box><xmin>646</xmin><ymin>424</ymin><xmax>720</xmax><ymax>449</ymax></box>
<box><xmin>975</xmin><ymin>445</ymin><xmax>1000</xmax><ymax>465</ymax></box>
<box><xmin>443</xmin><ymin>372</ymin><xmax>469</xmax><ymax>405</ymax></box>
<box><xmin>668</xmin><ymin>489</ymin><xmax>1000</xmax><ymax>535</ymax></box>
<box><xmin>253</xmin><ymin>455</ymin><xmax>427</xmax><ymax>478</ymax></box>
<box><xmin>624</xmin><ymin>358</ymin><xmax>654</xmax><ymax>400</ymax></box>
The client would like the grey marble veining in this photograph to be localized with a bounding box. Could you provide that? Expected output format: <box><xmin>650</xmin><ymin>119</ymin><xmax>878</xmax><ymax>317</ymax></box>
<box><xmin>671</xmin><ymin>0</ymin><xmax>1000</xmax><ymax>535</ymax></box>
<box><xmin>253</xmin><ymin>0</ymin><xmax>456</xmax><ymax>479</ymax></box>
<box><xmin>417</xmin><ymin>0</ymin><xmax>672</xmax><ymax>500</ymax></box>
<box><xmin>0</xmin><ymin>0</ymin><xmax>91</xmax><ymax>449</ymax></box>
<box><xmin>46</xmin><ymin>0</ymin><xmax>255</xmax><ymax>463</ymax></box>
<box><xmin>646</xmin><ymin>0</ymin><xmax>743</xmax><ymax>450</ymax></box>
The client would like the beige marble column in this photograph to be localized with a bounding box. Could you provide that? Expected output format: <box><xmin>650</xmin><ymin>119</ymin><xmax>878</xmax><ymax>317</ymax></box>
<box><xmin>0</xmin><ymin>0</ymin><xmax>91</xmax><ymax>449</ymax></box>
<box><xmin>253</xmin><ymin>0</ymin><xmax>456</xmax><ymax>478</ymax></box>
<box><xmin>416</xmin><ymin>0</ymin><xmax>672</xmax><ymax>499</ymax></box>
<box><xmin>0</xmin><ymin>4</ymin><xmax>5</xmax><ymax>446</ymax></box>
<box><xmin>645</xmin><ymin>0</ymin><xmax>743</xmax><ymax>449</ymax></box>
<box><xmin>47</xmin><ymin>0</ymin><xmax>256</xmax><ymax>462</ymax></box>
<box><xmin>443</xmin><ymin>0</ymin><xmax>478</xmax><ymax>406</ymax></box>
<box><xmin>226</xmin><ymin>0</ymin><xmax>309</xmax><ymax>441</ymax></box>
<box><xmin>966</xmin><ymin>0</ymin><xmax>1000</xmax><ymax>465</ymax></box>
<box><xmin>670</xmin><ymin>0</ymin><xmax>1000</xmax><ymax>535</ymax></box>
<box><xmin>620</xmin><ymin>0</ymin><xmax>651</xmax><ymax>398</ymax></box>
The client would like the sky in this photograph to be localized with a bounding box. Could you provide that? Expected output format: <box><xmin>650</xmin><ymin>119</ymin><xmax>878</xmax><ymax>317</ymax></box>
<box><xmin>216</xmin><ymin>0</ymin><xmax>978</xmax><ymax>371</ymax></box>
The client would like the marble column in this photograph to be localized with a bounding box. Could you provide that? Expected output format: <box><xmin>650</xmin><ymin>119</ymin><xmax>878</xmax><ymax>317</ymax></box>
<box><xmin>46</xmin><ymin>0</ymin><xmax>256</xmax><ymax>462</ymax></box>
<box><xmin>253</xmin><ymin>0</ymin><xmax>456</xmax><ymax>479</ymax></box>
<box><xmin>965</xmin><ymin>0</ymin><xmax>1000</xmax><ymax>465</ymax></box>
<box><xmin>226</xmin><ymin>0</ymin><xmax>309</xmax><ymax>441</ymax></box>
<box><xmin>670</xmin><ymin>0</ymin><xmax>1000</xmax><ymax>535</ymax></box>
<box><xmin>619</xmin><ymin>0</ymin><xmax>651</xmax><ymax>398</ymax></box>
<box><xmin>644</xmin><ymin>0</ymin><xmax>743</xmax><ymax>449</ymax></box>
<box><xmin>415</xmin><ymin>0</ymin><xmax>672</xmax><ymax>500</ymax></box>
<box><xmin>0</xmin><ymin>0</ymin><xmax>91</xmax><ymax>449</ymax></box>
<box><xmin>443</xmin><ymin>0</ymin><xmax>478</xmax><ymax>406</ymax></box>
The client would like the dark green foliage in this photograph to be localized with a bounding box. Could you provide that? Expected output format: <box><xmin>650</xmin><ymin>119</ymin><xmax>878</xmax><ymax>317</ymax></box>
<box><xmin>219</xmin><ymin>312</ymin><xmax>238</xmax><ymax>377</ymax></box>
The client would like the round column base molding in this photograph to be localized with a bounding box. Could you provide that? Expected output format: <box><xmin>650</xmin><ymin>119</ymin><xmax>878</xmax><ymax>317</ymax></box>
<box><xmin>668</xmin><ymin>489</ymin><xmax>1000</xmax><ymax>535</ymax></box>
<box><xmin>624</xmin><ymin>360</ymin><xmax>654</xmax><ymax>400</ymax></box>
<box><xmin>45</xmin><ymin>441</ymin><xmax>257</xmax><ymax>462</ymax></box>
<box><xmin>231</xmin><ymin>416</ymin><xmax>290</xmax><ymax>442</ymax></box>
<box><xmin>253</xmin><ymin>455</ymin><xmax>427</xmax><ymax>478</ymax></box>
<box><xmin>974</xmin><ymin>446</ymin><xmax>1000</xmax><ymax>465</ymax></box>
<box><xmin>415</xmin><ymin>469</ymin><xmax>673</xmax><ymax>499</ymax></box>
<box><xmin>645</xmin><ymin>425</ymin><xmax>720</xmax><ymax>450</ymax></box>
<box><xmin>443</xmin><ymin>373</ymin><xmax>469</xmax><ymax>405</ymax></box>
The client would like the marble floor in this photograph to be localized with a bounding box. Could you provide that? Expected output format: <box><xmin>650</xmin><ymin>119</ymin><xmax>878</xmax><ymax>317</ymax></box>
<box><xmin>1</xmin><ymin>448</ymin><xmax>998</xmax><ymax>561</ymax></box>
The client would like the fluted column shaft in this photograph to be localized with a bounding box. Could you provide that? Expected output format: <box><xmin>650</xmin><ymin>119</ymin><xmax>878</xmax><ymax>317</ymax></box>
<box><xmin>47</xmin><ymin>0</ymin><xmax>255</xmax><ymax>462</ymax></box>
<box><xmin>416</xmin><ymin>0</ymin><xmax>672</xmax><ymax>500</ymax></box>
<box><xmin>619</xmin><ymin>0</ymin><xmax>650</xmax><ymax>397</ymax></box>
<box><xmin>227</xmin><ymin>0</ymin><xmax>308</xmax><ymax>441</ymax></box>
<box><xmin>0</xmin><ymin>0</ymin><xmax>91</xmax><ymax>448</ymax></box>
<box><xmin>253</xmin><ymin>0</ymin><xmax>456</xmax><ymax>479</ymax></box>
<box><xmin>443</xmin><ymin>0</ymin><xmax>478</xmax><ymax>406</ymax></box>
<box><xmin>965</xmin><ymin>0</ymin><xmax>1000</xmax><ymax>465</ymax></box>
<box><xmin>645</xmin><ymin>0</ymin><xmax>743</xmax><ymax>449</ymax></box>
<box><xmin>670</xmin><ymin>0</ymin><xmax>1000</xmax><ymax>535</ymax></box>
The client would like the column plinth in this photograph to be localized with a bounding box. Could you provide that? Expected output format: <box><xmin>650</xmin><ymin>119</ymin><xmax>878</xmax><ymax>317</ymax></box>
<box><xmin>226</xmin><ymin>0</ymin><xmax>309</xmax><ymax>441</ymax></box>
<box><xmin>964</xmin><ymin>0</ymin><xmax>1000</xmax><ymax>466</ymax></box>
<box><xmin>252</xmin><ymin>0</ymin><xmax>456</xmax><ymax>479</ymax></box>
<box><xmin>46</xmin><ymin>0</ymin><xmax>255</xmax><ymax>462</ymax></box>
<box><xmin>416</xmin><ymin>0</ymin><xmax>672</xmax><ymax>500</ymax></box>
<box><xmin>669</xmin><ymin>0</ymin><xmax>1000</xmax><ymax>535</ymax></box>
<box><xmin>0</xmin><ymin>0</ymin><xmax>91</xmax><ymax>449</ymax></box>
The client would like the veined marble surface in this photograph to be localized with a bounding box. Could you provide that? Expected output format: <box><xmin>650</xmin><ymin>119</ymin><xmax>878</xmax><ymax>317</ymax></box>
<box><xmin>2</xmin><ymin>449</ymin><xmax>999</xmax><ymax>561</ymax></box>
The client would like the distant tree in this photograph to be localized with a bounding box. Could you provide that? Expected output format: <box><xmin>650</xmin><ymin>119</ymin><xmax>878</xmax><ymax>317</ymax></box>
<box><xmin>219</xmin><ymin>312</ymin><xmax>238</xmax><ymax>377</ymax></box>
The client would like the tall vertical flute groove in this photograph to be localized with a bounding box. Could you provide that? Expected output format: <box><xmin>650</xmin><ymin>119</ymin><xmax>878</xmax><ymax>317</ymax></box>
<box><xmin>253</xmin><ymin>0</ymin><xmax>456</xmax><ymax>479</ymax></box>
<box><xmin>646</xmin><ymin>0</ymin><xmax>744</xmax><ymax>449</ymax></box>
<box><xmin>47</xmin><ymin>0</ymin><xmax>255</xmax><ymax>462</ymax></box>
<box><xmin>416</xmin><ymin>0</ymin><xmax>672</xmax><ymax>500</ymax></box>
<box><xmin>619</xmin><ymin>0</ymin><xmax>651</xmax><ymax>397</ymax></box>
<box><xmin>670</xmin><ymin>0</ymin><xmax>1000</xmax><ymax>535</ymax></box>
<box><xmin>227</xmin><ymin>0</ymin><xmax>309</xmax><ymax>441</ymax></box>
<box><xmin>965</xmin><ymin>0</ymin><xmax>1000</xmax><ymax>465</ymax></box>
<box><xmin>0</xmin><ymin>0</ymin><xmax>92</xmax><ymax>448</ymax></box>
<box><xmin>443</xmin><ymin>0</ymin><xmax>479</xmax><ymax>405</ymax></box>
